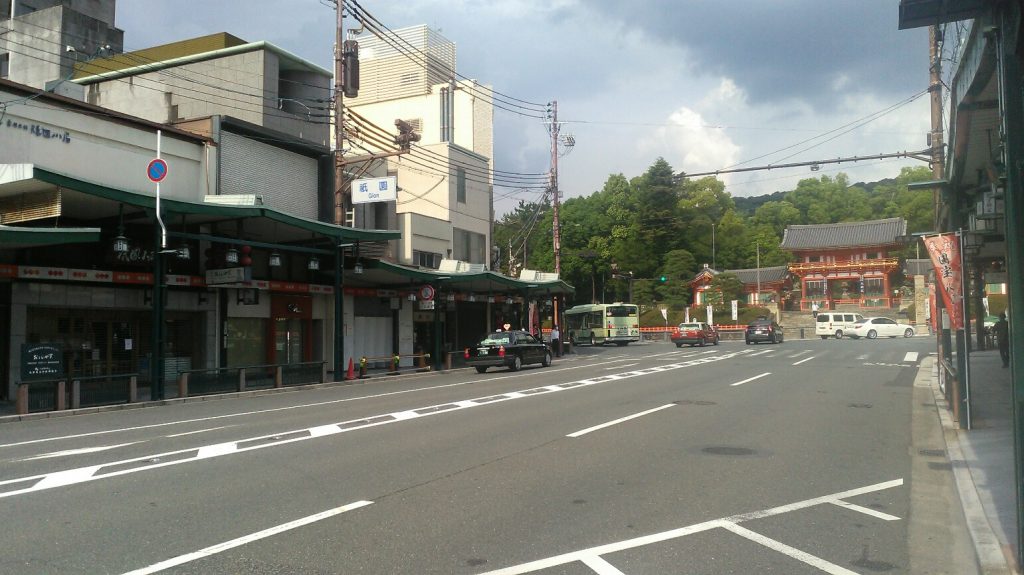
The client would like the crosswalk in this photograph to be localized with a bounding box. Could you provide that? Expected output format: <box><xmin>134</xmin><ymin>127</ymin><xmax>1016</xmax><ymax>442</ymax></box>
<box><xmin>584</xmin><ymin>343</ymin><xmax>927</xmax><ymax>367</ymax></box>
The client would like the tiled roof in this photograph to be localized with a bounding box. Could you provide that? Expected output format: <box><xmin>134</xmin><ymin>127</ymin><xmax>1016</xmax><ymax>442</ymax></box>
<box><xmin>780</xmin><ymin>218</ymin><xmax>907</xmax><ymax>250</ymax></box>
<box><xmin>725</xmin><ymin>266</ymin><xmax>789</xmax><ymax>285</ymax></box>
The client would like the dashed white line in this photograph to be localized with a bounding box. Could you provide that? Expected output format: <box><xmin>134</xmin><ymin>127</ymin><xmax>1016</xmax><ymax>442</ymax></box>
<box><xmin>166</xmin><ymin>426</ymin><xmax>230</xmax><ymax>438</ymax></box>
<box><xmin>604</xmin><ymin>363</ymin><xmax>638</xmax><ymax>370</ymax></box>
<box><xmin>748</xmin><ymin>349</ymin><xmax>773</xmax><ymax>356</ymax></box>
<box><xmin>121</xmin><ymin>500</ymin><xmax>372</xmax><ymax>575</ymax></box>
<box><xmin>903</xmin><ymin>352</ymin><xmax>919</xmax><ymax>362</ymax></box>
<box><xmin>730</xmin><ymin>372</ymin><xmax>771</xmax><ymax>387</ymax></box>
<box><xmin>0</xmin><ymin>351</ymin><xmax>748</xmax><ymax>500</ymax></box>
<box><xmin>793</xmin><ymin>356</ymin><xmax>816</xmax><ymax>366</ymax></box>
<box><xmin>17</xmin><ymin>442</ymin><xmax>141</xmax><ymax>461</ymax></box>
<box><xmin>567</xmin><ymin>404</ymin><xmax>676</xmax><ymax>438</ymax></box>
<box><xmin>580</xmin><ymin>554</ymin><xmax>625</xmax><ymax>575</ymax></box>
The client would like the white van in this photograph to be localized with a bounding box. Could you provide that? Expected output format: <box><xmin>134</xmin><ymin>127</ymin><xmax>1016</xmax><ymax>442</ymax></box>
<box><xmin>815</xmin><ymin>312</ymin><xmax>865</xmax><ymax>339</ymax></box>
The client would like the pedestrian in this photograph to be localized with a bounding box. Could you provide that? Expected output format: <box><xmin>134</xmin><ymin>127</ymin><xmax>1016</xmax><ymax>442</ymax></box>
<box><xmin>811</xmin><ymin>301</ymin><xmax>819</xmax><ymax>319</ymax></box>
<box><xmin>550</xmin><ymin>324</ymin><xmax>561</xmax><ymax>357</ymax></box>
<box><xmin>994</xmin><ymin>311</ymin><xmax>1010</xmax><ymax>368</ymax></box>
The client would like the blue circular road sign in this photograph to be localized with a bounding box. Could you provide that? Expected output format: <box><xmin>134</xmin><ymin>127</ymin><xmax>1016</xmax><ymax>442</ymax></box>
<box><xmin>147</xmin><ymin>158</ymin><xmax>168</xmax><ymax>182</ymax></box>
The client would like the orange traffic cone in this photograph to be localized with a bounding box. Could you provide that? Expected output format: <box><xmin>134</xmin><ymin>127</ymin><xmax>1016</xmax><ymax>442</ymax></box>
<box><xmin>345</xmin><ymin>357</ymin><xmax>355</xmax><ymax>380</ymax></box>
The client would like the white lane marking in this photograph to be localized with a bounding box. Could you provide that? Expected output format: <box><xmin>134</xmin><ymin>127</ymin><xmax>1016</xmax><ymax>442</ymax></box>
<box><xmin>748</xmin><ymin>349</ymin><xmax>773</xmax><ymax>357</ymax></box>
<box><xmin>718</xmin><ymin>522</ymin><xmax>859</xmax><ymax>575</ymax></box>
<box><xmin>730</xmin><ymin>372</ymin><xmax>771</xmax><ymax>387</ymax></box>
<box><xmin>121</xmin><ymin>500</ymin><xmax>372</xmax><ymax>575</ymax></box>
<box><xmin>32</xmin><ymin>466</ymin><xmax>103</xmax><ymax>490</ymax></box>
<box><xmin>0</xmin><ymin>351</ymin><xmax>747</xmax><ymax>499</ymax></box>
<box><xmin>792</xmin><ymin>356</ymin><xmax>816</xmax><ymax>366</ymax></box>
<box><xmin>17</xmin><ymin>442</ymin><xmax>141</xmax><ymax>461</ymax></box>
<box><xmin>567</xmin><ymin>404</ymin><xmax>676</xmax><ymax>438</ymax></box>
<box><xmin>788</xmin><ymin>350</ymin><xmax>811</xmax><ymax>358</ymax></box>
<box><xmin>903</xmin><ymin>352</ymin><xmax>919</xmax><ymax>362</ymax></box>
<box><xmin>166</xmin><ymin>426</ymin><xmax>230</xmax><ymax>438</ymax></box>
<box><xmin>479</xmin><ymin>479</ymin><xmax>903</xmax><ymax>575</ymax></box>
<box><xmin>0</xmin><ymin>358</ymin><xmax>631</xmax><ymax>450</ymax></box>
<box><xmin>829</xmin><ymin>500</ymin><xmax>900</xmax><ymax>521</ymax></box>
<box><xmin>580</xmin><ymin>554</ymin><xmax>625</xmax><ymax>575</ymax></box>
<box><xmin>604</xmin><ymin>363</ymin><xmax>638</xmax><ymax>370</ymax></box>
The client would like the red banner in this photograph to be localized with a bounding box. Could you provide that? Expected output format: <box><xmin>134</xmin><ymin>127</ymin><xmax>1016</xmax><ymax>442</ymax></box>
<box><xmin>922</xmin><ymin>233</ymin><xmax>964</xmax><ymax>331</ymax></box>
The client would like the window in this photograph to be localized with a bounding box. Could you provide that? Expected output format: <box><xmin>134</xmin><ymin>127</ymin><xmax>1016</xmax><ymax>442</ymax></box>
<box><xmin>413</xmin><ymin>250</ymin><xmax>442</xmax><ymax>269</ymax></box>
<box><xmin>456</xmin><ymin>167</ymin><xmax>466</xmax><ymax>203</ymax></box>
<box><xmin>453</xmin><ymin>227</ymin><xmax>485</xmax><ymax>263</ymax></box>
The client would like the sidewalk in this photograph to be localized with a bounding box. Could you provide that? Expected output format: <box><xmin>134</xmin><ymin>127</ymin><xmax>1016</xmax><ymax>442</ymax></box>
<box><xmin>930</xmin><ymin>349</ymin><xmax>1021</xmax><ymax>574</ymax></box>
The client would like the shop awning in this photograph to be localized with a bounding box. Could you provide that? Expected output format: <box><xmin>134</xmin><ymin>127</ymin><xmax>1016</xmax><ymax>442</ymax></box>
<box><xmin>355</xmin><ymin>260</ymin><xmax>575</xmax><ymax>297</ymax></box>
<box><xmin>0</xmin><ymin>225</ymin><xmax>101</xmax><ymax>248</ymax></box>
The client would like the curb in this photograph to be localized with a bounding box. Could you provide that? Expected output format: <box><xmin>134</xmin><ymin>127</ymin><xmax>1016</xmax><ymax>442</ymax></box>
<box><xmin>924</xmin><ymin>356</ymin><xmax>1018</xmax><ymax>574</ymax></box>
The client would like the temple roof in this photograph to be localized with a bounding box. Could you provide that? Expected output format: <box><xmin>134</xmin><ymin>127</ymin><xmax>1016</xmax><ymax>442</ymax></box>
<box><xmin>780</xmin><ymin>218</ymin><xmax>907</xmax><ymax>250</ymax></box>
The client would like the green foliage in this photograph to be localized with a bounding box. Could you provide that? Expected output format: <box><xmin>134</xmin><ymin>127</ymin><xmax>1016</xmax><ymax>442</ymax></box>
<box><xmin>496</xmin><ymin>158</ymin><xmax>934</xmax><ymax>305</ymax></box>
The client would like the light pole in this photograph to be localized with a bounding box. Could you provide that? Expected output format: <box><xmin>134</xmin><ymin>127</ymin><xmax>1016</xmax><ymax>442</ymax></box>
<box><xmin>712</xmin><ymin>223</ymin><xmax>716</xmax><ymax>269</ymax></box>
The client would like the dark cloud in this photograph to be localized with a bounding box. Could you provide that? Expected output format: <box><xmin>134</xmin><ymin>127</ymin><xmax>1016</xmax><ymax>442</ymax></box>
<box><xmin>579</xmin><ymin>0</ymin><xmax>930</xmax><ymax>111</ymax></box>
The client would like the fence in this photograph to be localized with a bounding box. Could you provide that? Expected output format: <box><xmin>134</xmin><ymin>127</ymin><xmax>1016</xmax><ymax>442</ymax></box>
<box><xmin>178</xmin><ymin>362</ymin><xmax>327</xmax><ymax>396</ymax></box>
<box><xmin>16</xmin><ymin>373</ymin><xmax>138</xmax><ymax>415</ymax></box>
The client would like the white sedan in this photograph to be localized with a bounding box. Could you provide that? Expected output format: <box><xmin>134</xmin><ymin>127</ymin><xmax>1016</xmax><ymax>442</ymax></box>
<box><xmin>848</xmin><ymin>317</ymin><xmax>916</xmax><ymax>339</ymax></box>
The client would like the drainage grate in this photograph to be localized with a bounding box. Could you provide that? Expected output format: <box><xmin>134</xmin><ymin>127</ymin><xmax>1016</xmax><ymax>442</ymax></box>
<box><xmin>918</xmin><ymin>449</ymin><xmax>945</xmax><ymax>457</ymax></box>
<box><xmin>676</xmin><ymin>400</ymin><xmax>717</xmax><ymax>406</ymax></box>
<box><xmin>702</xmin><ymin>446</ymin><xmax>756</xmax><ymax>456</ymax></box>
<box><xmin>848</xmin><ymin>403</ymin><xmax>873</xmax><ymax>409</ymax></box>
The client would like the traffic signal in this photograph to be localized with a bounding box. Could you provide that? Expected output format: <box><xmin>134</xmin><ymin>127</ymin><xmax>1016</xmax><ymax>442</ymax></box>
<box><xmin>659</xmin><ymin>275</ymin><xmax>667</xmax><ymax>283</ymax></box>
<box><xmin>395</xmin><ymin>119</ymin><xmax>421</xmax><ymax>150</ymax></box>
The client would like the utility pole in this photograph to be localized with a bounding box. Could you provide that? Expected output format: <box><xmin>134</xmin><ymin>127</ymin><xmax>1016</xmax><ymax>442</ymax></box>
<box><xmin>929</xmin><ymin>25</ymin><xmax>945</xmax><ymax>230</ymax></box>
<box><xmin>548</xmin><ymin>100</ymin><xmax>563</xmax><ymax>354</ymax></box>
<box><xmin>334</xmin><ymin>0</ymin><xmax>347</xmax><ymax>227</ymax></box>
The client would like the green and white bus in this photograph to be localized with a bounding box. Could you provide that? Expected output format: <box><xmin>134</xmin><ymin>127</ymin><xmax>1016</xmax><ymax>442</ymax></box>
<box><xmin>564</xmin><ymin>303</ymin><xmax>640</xmax><ymax>346</ymax></box>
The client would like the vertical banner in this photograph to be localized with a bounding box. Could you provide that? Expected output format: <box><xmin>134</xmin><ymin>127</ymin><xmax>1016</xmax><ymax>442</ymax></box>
<box><xmin>706</xmin><ymin>304</ymin><xmax>713</xmax><ymax>325</ymax></box>
<box><xmin>922</xmin><ymin>233</ymin><xmax>964</xmax><ymax>330</ymax></box>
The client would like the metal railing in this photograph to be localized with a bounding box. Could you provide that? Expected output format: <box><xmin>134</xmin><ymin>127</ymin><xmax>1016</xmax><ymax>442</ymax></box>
<box><xmin>16</xmin><ymin>374</ymin><xmax>139</xmax><ymax>414</ymax></box>
<box><xmin>177</xmin><ymin>362</ymin><xmax>327</xmax><ymax>397</ymax></box>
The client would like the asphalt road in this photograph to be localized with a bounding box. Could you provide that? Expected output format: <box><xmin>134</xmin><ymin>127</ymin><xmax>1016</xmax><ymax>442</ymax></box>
<box><xmin>0</xmin><ymin>337</ymin><xmax>976</xmax><ymax>574</ymax></box>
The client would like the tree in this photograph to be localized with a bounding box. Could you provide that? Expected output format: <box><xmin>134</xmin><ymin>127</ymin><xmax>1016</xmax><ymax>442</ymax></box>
<box><xmin>708</xmin><ymin>272</ymin><xmax>744</xmax><ymax>305</ymax></box>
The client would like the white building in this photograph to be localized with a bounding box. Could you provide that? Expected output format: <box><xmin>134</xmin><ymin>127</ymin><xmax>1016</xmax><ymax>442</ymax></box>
<box><xmin>346</xmin><ymin>25</ymin><xmax>494</xmax><ymax>269</ymax></box>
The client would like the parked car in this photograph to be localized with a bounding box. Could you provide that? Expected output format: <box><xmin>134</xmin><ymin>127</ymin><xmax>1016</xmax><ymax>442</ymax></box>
<box><xmin>464</xmin><ymin>329</ymin><xmax>552</xmax><ymax>373</ymax></box>
<box><xmin>745</xmin><ymin>319</ymin><xmax>783</xmax><ymax>344</ymax></box>
<box><xmin>847</xmin><ymin>317</ymin><xmax>915</xmax><ymax>339</ymax></box>
<box><xmin>670</xmin><ymin>322</ymin><xmax>720</xmax><ymax>347</ymax></box>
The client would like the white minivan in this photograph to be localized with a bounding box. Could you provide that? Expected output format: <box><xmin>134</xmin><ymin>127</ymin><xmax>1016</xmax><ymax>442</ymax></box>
<box><xmin>815</xmin><ymin>312</ymin><xmax>865</xmax><ymax>339</ymax></box>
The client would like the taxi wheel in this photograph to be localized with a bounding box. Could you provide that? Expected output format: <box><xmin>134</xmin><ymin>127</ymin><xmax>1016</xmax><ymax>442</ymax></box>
<box><xmin>542</xmin><ymin>351</ymin><xmax>552</xmax><ymax>367</ymax></box>
<box><xmin>904</xmin><ymin>328</ymin><xmax>914</xmax><ymax>338</ymax></box>
<box><xmin>510</xmin><ymin>355</ymin><xmax>523</xmax><ymax>371</ymax></box>
<box><xmin>475</xmin><ymin>366</ymin><xmax>488</xmax><ymax>374</ymax></box>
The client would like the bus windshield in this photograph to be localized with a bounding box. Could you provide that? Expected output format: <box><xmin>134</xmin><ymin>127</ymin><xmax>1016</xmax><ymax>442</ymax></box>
<box><xmin>606</xmin><ymin>306</ymin><xmax>637</xmax><ymax>317</ymax></box>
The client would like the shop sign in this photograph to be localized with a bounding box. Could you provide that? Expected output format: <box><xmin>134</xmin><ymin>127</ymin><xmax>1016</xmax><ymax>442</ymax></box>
<box><xmin>21</xmin><ymin>343</ymin><xmax>63</xmax><ymax>381</ymax></box>
<box><xmin>419</xmin><ymin>300</ymin><xmax>435</xmax><ymax>310</ymax></box>
<box><xmin>205</xmin><ymin>267</ymin><xmax>252</xmax><ymax>285</ymax></box>
<box><xmin>351</xmin><ymin>176</ymin><xmax>397</xmax><ymax>204</ymax></box>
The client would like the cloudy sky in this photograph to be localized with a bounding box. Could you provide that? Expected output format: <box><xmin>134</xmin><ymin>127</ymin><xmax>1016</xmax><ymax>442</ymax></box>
<box><xmin>118</xmin><ymin>1</ymin><xmax>932</xmax><ymax>215</ymax></box>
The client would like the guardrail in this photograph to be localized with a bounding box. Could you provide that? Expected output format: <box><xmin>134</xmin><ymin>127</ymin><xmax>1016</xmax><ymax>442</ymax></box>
<box><xmin>177</xmin><ymin>362</ymin><xmax>327</xmax><ymax>397</ymax></box>
<box><xmin>16</xmin><ymin>373</ymin><xmax>139</xmax><ymax>415</ymax></box>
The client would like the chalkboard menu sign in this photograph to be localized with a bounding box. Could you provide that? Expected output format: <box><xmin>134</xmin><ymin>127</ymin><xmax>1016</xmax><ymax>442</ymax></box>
<box><xmin>21</xmin><ymin>343</ymin><xmax>63</xmax><ymax>381</ymax></box>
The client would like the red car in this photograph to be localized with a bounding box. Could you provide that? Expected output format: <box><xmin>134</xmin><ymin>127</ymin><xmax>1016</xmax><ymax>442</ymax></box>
<box><xmin>670</xmin><ymin>322</ymin><xmax>720</xmax><ymax>347</ymax></box>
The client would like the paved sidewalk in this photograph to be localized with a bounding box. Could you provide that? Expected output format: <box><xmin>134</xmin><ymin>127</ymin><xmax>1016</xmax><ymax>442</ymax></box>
<box><xmin>929</xmin><ymin>350</ymin><xmax>1021</xmax><ymax>574</ymax></box>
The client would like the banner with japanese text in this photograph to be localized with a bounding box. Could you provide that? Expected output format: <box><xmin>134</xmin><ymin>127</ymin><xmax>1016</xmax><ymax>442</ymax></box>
<box><xmin>922</xmin><ymin>233</ymin><xmax>964</xmax><ymax>331</ymax></box>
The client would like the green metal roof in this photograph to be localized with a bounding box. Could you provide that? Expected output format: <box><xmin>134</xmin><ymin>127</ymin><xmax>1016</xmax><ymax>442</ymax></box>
<box><xmin>0</xmin><ymin>225</ymin><xmax>100</xmax><ymax>248</ymax></box>
<box><xmin>33</xmin><ymin>168</ymin><xmax>399</xmax><ymax>243</ymax></box>
<box><xmin>368</xmin><ymin>260</ymin><xmax>575</xmax><ymax>296</ymax></box>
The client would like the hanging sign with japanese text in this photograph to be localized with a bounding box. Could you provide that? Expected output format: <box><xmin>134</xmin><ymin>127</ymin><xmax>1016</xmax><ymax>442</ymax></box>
<box><xmin>351</xmin><ymin>176</ymin><xmax>397</xmax><ymax>204</ymax></box>
<box><xmin>922</xmin><ymin>233</ymin><xmax>964</xmax><ymax>331</ymax></box>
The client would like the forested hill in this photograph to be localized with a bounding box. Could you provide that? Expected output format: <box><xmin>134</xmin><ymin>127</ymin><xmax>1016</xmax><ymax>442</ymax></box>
<box><xmin>493</xmin><ymin>158</ymin><xmax>934</xmax><ymax>307</ymax></box>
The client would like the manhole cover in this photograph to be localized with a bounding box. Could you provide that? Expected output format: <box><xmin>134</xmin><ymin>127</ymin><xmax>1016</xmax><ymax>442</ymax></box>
<box><xmin>702</xmin><ymin>446</ymin><xmax>756</xmax><ymax>456</ymax></box>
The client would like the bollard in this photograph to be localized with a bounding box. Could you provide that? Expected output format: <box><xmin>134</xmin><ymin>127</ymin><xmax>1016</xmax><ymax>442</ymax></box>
<box><xmin>359</xmin><ymin>356</ymin><xmax>367</xmax><ymax>378</ymax></box>
<box><xmin>16</xmin><ymin>382</ymin><xmax>28</xmax><ymax>415</ymax></box>
<box><xmin>178</xmin><ymin>372</ymin><xmax>189</xmax><ymax>399</ymax></box>
<box><xmin>444</xmin><ymin>351</ymin><xmax>452</xmax><ymax>371</ymax></box>
<box><xmin>800</xmin><ymin>327</ymin><xmax>805</xmax><ymax>339</ymax></box>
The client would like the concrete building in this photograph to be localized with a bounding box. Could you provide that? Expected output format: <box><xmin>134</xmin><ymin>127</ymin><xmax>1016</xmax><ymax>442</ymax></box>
<box><xmin>0</xmin><ymin>0</ymin><xmax>124</xmax><ymax>94</ymax></box>
<box><xmin>345</xmin><ymin>25</ymin><xmax>494</xmax><ymax>269</ymax></box>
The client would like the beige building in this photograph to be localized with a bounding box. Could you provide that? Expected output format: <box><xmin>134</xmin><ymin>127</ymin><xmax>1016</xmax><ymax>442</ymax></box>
<box><xmin>346</xmin><ymin>25</ymin><xmax>494</xmax><ymax>269</ymax></box>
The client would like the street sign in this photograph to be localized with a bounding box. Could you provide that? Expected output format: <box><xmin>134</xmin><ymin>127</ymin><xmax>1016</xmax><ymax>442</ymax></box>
<box><xmin>351</xmin><ymin>176</ymin><xmax>397</xmax><ymax>204</ymax></box>
<box><xmin>147</xmin><ymin>158</ymin><xmax>168</xmax><ymax>182</ymax></box>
